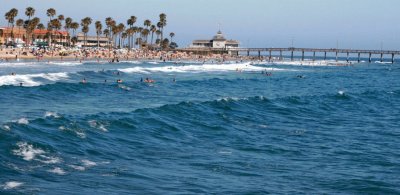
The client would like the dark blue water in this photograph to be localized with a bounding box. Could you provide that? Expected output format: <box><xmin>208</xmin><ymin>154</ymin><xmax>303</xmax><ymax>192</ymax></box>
<box><xmin>1</xmin><ymin>59</ymin><xmax>399</xmax><ymax>194</ymax></box>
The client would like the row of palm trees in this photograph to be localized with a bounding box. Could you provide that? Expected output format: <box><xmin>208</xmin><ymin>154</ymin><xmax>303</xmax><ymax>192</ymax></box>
<box><xmin>3</xmin><ymin>7</ymin><xmax>177</xmax><ymax>49</ymax></box>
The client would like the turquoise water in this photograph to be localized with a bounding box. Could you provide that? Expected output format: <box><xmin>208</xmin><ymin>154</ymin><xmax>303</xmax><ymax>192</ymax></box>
<box><xmin>0</xmin><ymin>59</ymin><xmax>399</xmax><ymax>194</ymax></box>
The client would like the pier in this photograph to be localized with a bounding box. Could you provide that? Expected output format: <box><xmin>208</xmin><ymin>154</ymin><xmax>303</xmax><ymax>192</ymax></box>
<box><xmin>177</xmin><ymin>47</ymin><xmax>400</xmax><ymax>63</ymax></box>
<box><xmin>227</xmin><ymin>47</ymin><xmax>400</xmax><ymax>63</ymax></box>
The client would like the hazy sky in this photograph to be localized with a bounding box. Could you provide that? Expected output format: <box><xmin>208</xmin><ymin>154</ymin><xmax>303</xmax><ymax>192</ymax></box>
<box><xmin>1</xmin><ymin>0</ymin><xmax>399</xmax><ymax>49</ymax></box>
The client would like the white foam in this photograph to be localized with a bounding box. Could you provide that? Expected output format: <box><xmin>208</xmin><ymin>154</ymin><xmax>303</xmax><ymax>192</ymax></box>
<box><xmin>58</xmin><ymin>126</ymin><xmax>66</xmax><ymax>130</ymax></box>
<box><xmin>44</xmin><ymin>111</ymin><xmax>60</xmax><ymax>118</ymax></box>
<box><xmin>76</xmin><ymin>131</ymin><xmax>86</xmax><ymax>139</ymax></box>
<box><xmin>47</xmin><ymin>61</ymin><xmax>83</xmax><ymax>66</ymax></box>
<box><xmin>68</xmin><ymin>165</ymin><xmax>86</xmax><ymax>171</ymax></box>
<box><xmin>38</xmin><ymin>155</ymin><xmax>61</xmax><ymax>164</ymax></box>
<box><xmin>13</xmin><ymin>142</ymin><xmax>45</xmax><ymax>161</ymax></box>
<box><xmin>118</xmin><ymin>62</ymin><xmax>281</xmax><ymax>74</ymax></box>
<box><xmin>0</xmin><ymin>72</ymin><xmax>69</xmax><ymax>87</ymax></box>
<box><xmin>88</xmin><ymin>120</ymin><xmax>108</xmax><ymax>132</ymax></box>
<box><xmin>148</xmin><ymin>61</ymin><xmax>160</xmax><ymax>65</ymax></box>
<box><xmin>82</xmin><ymin>159</ymin><xmax>97</xmax><ymax>167</ymax></box>
<box><xmin>16</xmin><ymin>118</ymin><xmax>29</xmax><ymax>125</ymax></box>
<box><xmin>3</xmin><ymin>125</ymin><xmax>11</xmax><ymax>131</ymax></box>
<box><xmin>3</xmin><ymin>181</ymin><xmax>23</xmax><ymax>190</ymax></box>
<box><xmin>338</xmin><ymin>90</ymin><xmax>345</xmax><ymax>95</ymax></box>
<box><xmin>48</xmin><ymin>167</ymin><xmax>66</xmax><ymax>175</ymax></box>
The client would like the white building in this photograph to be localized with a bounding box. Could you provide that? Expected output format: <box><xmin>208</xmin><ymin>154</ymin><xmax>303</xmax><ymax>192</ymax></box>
<box><xmin>191</xmin><ymin>31</ymin><xmax>239</xmax><ymax>49</ymax></box>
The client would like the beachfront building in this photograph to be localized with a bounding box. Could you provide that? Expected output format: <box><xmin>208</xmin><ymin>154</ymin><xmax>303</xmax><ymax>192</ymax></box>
<box><xmin>0</xmin><ymin>27</ymin><xmax>69</xmax><ymax>47</ymax></box>
<box><xmin>190</xmin><ymin>31</ymin><xmax>240</xmax><ymax>49</ymax></box>
<box><xmin>0</xmin><ymin>27</ymin><xmax>27</xmax><ymax>46</ymax></box>
<box><xmin>76</xmin><ymin>33</ymin><xmax>109</xmax><ymax>48</ymax></box>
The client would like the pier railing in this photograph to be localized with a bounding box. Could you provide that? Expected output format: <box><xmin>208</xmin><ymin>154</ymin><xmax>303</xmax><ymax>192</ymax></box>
<box><xmin>176</xmin><ymin>47</ymin><xmax>399</xmax><ymax>63</ymax></box>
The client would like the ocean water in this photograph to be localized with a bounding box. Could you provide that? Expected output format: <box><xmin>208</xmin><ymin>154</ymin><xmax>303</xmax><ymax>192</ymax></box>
<box><xmin>0</xmin><ymin>59</ymin><xmax>399</xmax><ymax>194</ymax></box>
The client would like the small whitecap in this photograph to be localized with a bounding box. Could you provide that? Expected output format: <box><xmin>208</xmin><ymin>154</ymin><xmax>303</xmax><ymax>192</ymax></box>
<box><xmin>39</xmin><ymin>155</ymin><xmax>61</xmax><ymax>164</ymax></box>
<box><xmin>3</xmin><ymin>181</ymin><xmax>23</xmax><ymax>190</ymax></box>
<box><xmin>58</xmin><ymin>126</ymin><xmax>66</xmax><ymax>131</ymax></box>
<box><xmin>48</xmin><ymin>167</ymin><xmax>66</xmax><ymax>175</ymax></box>
<box><xmin>13</xmin><ymin>142</ymin><xmax>45</xmax><ymax>161</ymax></box>
<box><xmin>68</xmin><ymin>165</ymin><xmax>86</xmax><ymax>171</ymax></box>
<box><xmin>76</xmin><ymin>131</ymin><xmax>86</xmax><ymax>139</ymax></box>
<box><xmin>88</xmin><ymin>120</ymin><xmax>97</xmax><ymax>128</ymax></box>
<box><xmin>98</xmin><ymin>124</ymin><xmax>108</xmax><ymax>132</ymax></box>
<box><xmin>16</xmin><ymin>118</ymin><xmax>29</xmax><ymax>125</ymax></box>
<box><xmin>44</xmin><ymin>111</ymin><xmax>60</xmax><ymax>118</ymax></box>
<box><xmin>3</xmin><ymin>125</ymin><xmax>11</xmax><ymax>131</ymax></box>
<box><xmin>338</xmin><ymin>90</ymin><xmax>345</xmax><ymax>95</ymax></box>
<box><xmin>82</xmin><ymin>159</ymin><xmax>97</xmax><ymax>167</ymax></box>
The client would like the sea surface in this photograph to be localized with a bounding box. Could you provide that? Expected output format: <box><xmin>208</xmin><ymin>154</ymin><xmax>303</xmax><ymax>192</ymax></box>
<box><xmin>0</xmin><ymin>58</ymin><xmax>399</xmax><ymax>194</ymax></box>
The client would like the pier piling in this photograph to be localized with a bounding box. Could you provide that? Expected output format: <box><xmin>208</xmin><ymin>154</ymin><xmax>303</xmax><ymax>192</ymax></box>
<box><xmin>291</xmin><ymin>51</ymin><xmax>294</xmax><ymax>61</ymax></box>
<box><xmin>313</xmin><ymin>51</ymin><xmax>316</xmax><ymax>62</ymax></box>
<box><xmin>392</xmin><ymin>54</ymin><xmax>395</xmax><ymax>64</ymax></box>
<box><xmin>347</xmin><ymin>52</ymin><xmax>349</xmax><ymax>62</ymax></box>
<box><xmin>302</xmin><ymin>50</ymin><xmax>304</xmax><ymax>61</ymax></box>
<box><xmin>269</xmin><ymin>50</ymin><xmax>272</xmax><ymax>61</ymax></box>
<box><xmin>324</xmin><ymin>52</ymin><xmax>327</xmax><ymax>60</ymax></box>
<box><xmin>358</xmin><ymin>53</ymin><xmax>361</xmax><ymax>63</ymax></box>
<box><xmin>336</xmin><ymin>51</ymin><xmax>338</xmax><ymax>62</ymax></box>
<box><xmin>380</xmin><ymin>53</ymin><xmax>383</xmax><ymax>63</ymax></box>
<box><xmin>369</xmin><ymin>53</ymin><xmax>372</xmax><ymax>63</ymax></box>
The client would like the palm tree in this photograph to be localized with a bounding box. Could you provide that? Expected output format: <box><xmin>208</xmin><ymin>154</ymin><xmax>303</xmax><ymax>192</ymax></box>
<box><xmin>46</xmin><ymin>8</ymin><xmax>56</xmax><ymax>47</ymax></box>
<box><xmin>155</xmin><ymin>30</ymin><xmax>161</xmax><ymax>45</ymax></box>
<box><xmin>161</xmin><ymin>38</ymin><xmax>169</xmax><ymax>50</ymax></box>
<box><xmin>57</xmin><ymin>15</ymin><xmax>65</xmax><ymax>45</ymax></box>
<box><xmin>37</xmin><ymin>23</ymin><xmax>45</xmax><ymax>30</ymax></box>
<box><xmin>169</xmin><ymin>32</ymin><xmax>175</xmax><ymax>43</ymax></box>
<box><xmin>46</xmin><ymin>8</ymin><xmax>56</xmax><ymax>20</ymax></box>
<box><xmin>105</xmin><ymin>17</ymin><xmax>115</xmax><ymax>50</ymax></box>
<box><xmin>142</xmin><ymin>29</ymin><xmax>150</xmax><ymax>44</ymax></box>
<box><xmin>25</xmin><ymin>7</ymin><xmax>35</xmax><ymax>21</ymax></box>
<box><xmin>50</xmin><ymin>19</ymin><xmax>61</xmax><ymax>47</ymax></box>
<box><xmin>27</xmin><ymin>17</ymin><xmax>40</xmax><ymax>45</ymax></box>
<box><xmin>132</xmin><ymin>26</ymin><xmax>138</xmax><ymax>49</ymax></box>
<box><xmin>150</xmin><ymin>25</ymin><xmax>156</xmax><ymax>45</ymax></box>
<box><xmin>95</xmin><ymin>21</ymin><xmax>102</xmax><ymax>48</ymax></box>
<box><xmin>81</xmin><ymin>26</ymin><xmax>89</xmax><ymax>47</ymax></box>
<box><xmin>159</xmin><ymin>13</ymin><xmax>167</xmax><ymax>42</ymax></box>
<box><xmin>81</xmin><ymin>17</ymin><xmax>92</xmax><ymax>47</ymax></box>
<box><xmin>70</xmin><ymin>22</ymin><xmax>79</xmax><ymax>37</ymax></box>
<box><xmin>5</xmin><ymin>8</ymin><xmax>18</xmax><ymax>45</ymax></box>
<box><xmin>24</xmin><ymin>7</ymin><xmax>35</xmax><ymax>45</ymax></box>
<box><xmin>65</xmin><ymin>17</ymin><xmax>73</xmax><ymax>46</ymax></box>
<box><xmin>127</xmin><ymin>16</ymin><xmax>136</xmax><ymax>49</ymax></box>
<box><xmin>121</xmin><ymin>32</ymin><xmax>128</xmax><ymax>48</ymax></box>
<box><xmin>144</xmin><ymin>19</ymin><xmax>151</xmax><ymax>30</ymax></box>
<box><xmin>117</xmin><ymin>23</ymin><xmax>125</xmax><ymax>48</ymax></box>
<box><xmin>16</xmin><ymin>19</ymin><xmax>24</xmax><ymax>44</ymax></box>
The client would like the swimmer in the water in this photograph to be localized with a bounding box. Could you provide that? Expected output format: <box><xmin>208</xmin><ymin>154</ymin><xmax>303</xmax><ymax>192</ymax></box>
<box><xmin>81</xmin><ymin>78</ymin><xmax>87</xmax><ymax>83</ymax></box>
<box><xmin>117</xmin><ymin>79</ymin><xmax>123</xmax><ymax>83</ymax></box>
<box><xmin>140</xmin><ymin>78</ymin><xmax>143</xmax><ymax>82</ymax></box>
<box><xmin>173</xmin><ymin>78</ymin><xmax>176</xmax><ymax>82</ymax></box>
